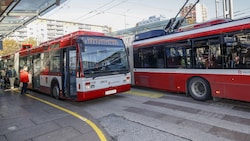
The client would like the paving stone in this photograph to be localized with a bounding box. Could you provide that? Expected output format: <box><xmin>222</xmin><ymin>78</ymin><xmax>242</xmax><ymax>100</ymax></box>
<box><xmin>0</xmin><ymin>135</ymin><xmax>7</xmax><ymax>141</ymax></box>
<box><xmin>0</xmin><ymin>118</ymin><xmax>35</xmax><ymax>135</ymax></box>
<box><xmin>54</xmin><ymin>115</ymin><xmax>93</xmax><ymax>134</ymax></box>
<box><xmin>5</xmin><ymin>122</ymin><xmax>60</xmax><ymax>141</ymax></box>
<box><xmin>0</xmin><ymin>89</ymin><xmax>109</xmax><ymax>141</ymax></box>
<box><xmin>70</xmin><ymin>131</ymin><xmax>100</xmax><ymax>141</ymax></box>
<box><xmin>31</xmin><ymin>113</ymin><xmax>67</xmax><ymax>124</ymax></box>
<box><xmin>32</xmin><ymin>126</ymin><xmax>82</xmax><ymax>141</ymax></box>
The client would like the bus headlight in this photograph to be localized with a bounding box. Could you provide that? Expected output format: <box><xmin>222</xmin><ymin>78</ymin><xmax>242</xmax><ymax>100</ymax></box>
<box><xmin>85</xmin><ymin>82</ymin><xmax>91</xmax><ymax>89</ymax></box>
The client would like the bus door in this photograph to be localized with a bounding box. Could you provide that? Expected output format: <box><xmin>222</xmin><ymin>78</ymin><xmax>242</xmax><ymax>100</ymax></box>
<box><xmin>62</xmin><ymin>47</ymin><xmax>77</xmax><ymax>98</ymax></box>
<box><xmin>32</xmin><ymin>54</ymin><xmax>41</xmax><ymax>89</ymax></box>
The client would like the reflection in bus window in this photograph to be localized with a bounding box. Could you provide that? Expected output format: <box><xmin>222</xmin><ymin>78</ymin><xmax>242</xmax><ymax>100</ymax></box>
<box><xmin>134</xmin><ymin>46</ymin><xmax>164</xmax><ymax>68</ymax></box>
<box><xmin>69</xmin><ymin>50</ymin><xmax>76</xmax><ymax>75</ymax></box>
<box><xmin>194</xmin><ymin>38</ymin><xmax>221</xmax><ymax>69</ymax></box>
<box><xmin>166</xmin><ymin>47</ymin><xmax>181</xmax><ymax>68</ymax></box>
<box><xmin>41</xmin><ymin>52</ymin><xmax>50</xmax><ymax>72</ymax></box>
<box><xmin>50</xmin><ymin>50</ymin><xmax>60</xmax><ymax>72</ymax></box>
<box><xmin>165</xmin><ymin>42</ymin><xmax>189</xmax><ymax>68</ymax></box>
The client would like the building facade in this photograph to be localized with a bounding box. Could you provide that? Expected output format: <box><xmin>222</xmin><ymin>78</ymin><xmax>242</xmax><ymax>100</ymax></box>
<box><xmin>9</xmin><ymin>18</ymin><xmax>111</xmax><ymax>44</ymax></box>
<box><xmin>136</xmin><ymin>15</ymin><xmax>166</xmax><ymax>27</ymax></box>
<box><xmin>180</xmin><ymin>3</ymin><xmax>208</xmax><ymax>24</ymax></box>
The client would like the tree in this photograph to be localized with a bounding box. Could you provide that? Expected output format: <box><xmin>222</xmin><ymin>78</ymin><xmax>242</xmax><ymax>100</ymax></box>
<box><xmin>22</xmin><ymin>37</ymin><xmax>38</xmax><ymax>47</ymax></box>
<box><xmin>0</xmin><ymin>37</ymin><xmax>38</xmax><ymax>57</ymax></box>
<box><xmin>0</xmin><ymin>38</ymin><xmax>19</xmax><ymax>56</ymax></box>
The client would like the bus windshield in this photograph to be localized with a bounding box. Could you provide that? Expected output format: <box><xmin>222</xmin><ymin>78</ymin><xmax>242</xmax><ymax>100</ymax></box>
<box><xmin>81</xmin><ymin>41</ymin><xmax>129</xmax><ymax>78</ymax></box>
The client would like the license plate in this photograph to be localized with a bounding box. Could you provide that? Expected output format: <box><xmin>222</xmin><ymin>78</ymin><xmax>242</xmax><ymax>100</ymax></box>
<box><xmin>105</xmin><ymin>89</ymin><xmax>117</xmax><ymax>95</ymax></box>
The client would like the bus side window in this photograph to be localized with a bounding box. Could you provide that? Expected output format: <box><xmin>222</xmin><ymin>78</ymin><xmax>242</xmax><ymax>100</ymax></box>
<box><xmin>50</xmin><ymin>50</ymin><xmax>60</xmax><ymax>72</ymax></box>
<box><xmin>244</xmin><ymin>49</ymin><xmax>250</xmax><ymax>68</ymax></box>
<box><xmin>140</xmin><ymin>47</ymin><xmax>156</xmax><ymax>68</ymax></box>
<box><xmin>41</xmin><ymin>52</ymin><xmax>50</xmax><ymax>72</ymax></box>
<box><xmin>194</xmin><ymin>38</ymin><xmax>221</xmax><ymax>69</ymax></box>
<box><xmin>224</xmin><ymin>33</ymin><xmax>250</xmax><ymax>69</ymax></box>
<box><xmin>186</xmin><ymin>48</ymin><xmax>192</xmax><ymax>68</ymax></box>
<box><xmin>156</xmin><ymin>46</ymin><xmax>164</xmax><ymax>68</ymax></box>
<box><xmin>133</xmin><ymin>48</ymin><xmax>142</xmax><ymax>68</ymax></box>
<box><xmin>194</xmin><ymin>48</ymin><xmax>206</xmax><ymax>69</ymax></box>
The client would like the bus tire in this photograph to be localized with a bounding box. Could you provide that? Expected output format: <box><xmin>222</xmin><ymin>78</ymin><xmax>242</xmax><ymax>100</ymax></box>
<box><xmin>52</xmin><ymin>82</ymin><xmax>60</xmax><ymax>99</ymax></box>
<box><xmin>188</xmin><ymin>77</ymin><xmax>211</xmax><ymax>101</ymax></box>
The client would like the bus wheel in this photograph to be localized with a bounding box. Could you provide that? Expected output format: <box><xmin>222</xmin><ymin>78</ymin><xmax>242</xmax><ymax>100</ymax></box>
<box><xmin>52</xmin><ymin>83</ymin><xmax>60</xmax><ymax>99</ymax></box>
<box><xmin>188</xmin><ymin>77</ymin><xmax>211</xmax><ymax>101</ymax></box>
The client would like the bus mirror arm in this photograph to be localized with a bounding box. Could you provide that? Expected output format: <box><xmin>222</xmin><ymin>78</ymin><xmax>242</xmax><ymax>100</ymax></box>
<box><xmin>76</xmin><ymin>38</ymin><xmax>85</xmax><ymax>52</ymax></box>
<box><xmin>126</xmin><ymin>47</ymin><xmax>129</xmax><ymax>56</ymax></box>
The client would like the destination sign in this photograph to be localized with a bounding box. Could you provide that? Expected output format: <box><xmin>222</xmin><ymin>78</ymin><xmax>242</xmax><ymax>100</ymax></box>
<box><xmin>81</xmin><ymin>37</ymin><xmax>123</xmax><ymax>46</ymax></box>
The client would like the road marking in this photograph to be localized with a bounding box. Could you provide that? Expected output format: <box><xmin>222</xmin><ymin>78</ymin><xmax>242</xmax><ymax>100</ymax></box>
<box><xmin>124</xmin><ymin>90</ymin><xmax>165</xmax><ymax>98</ymax></box>
<box><xmin>25</xmin><ymin>94</ymin><xmax>107</xmax><ymax>141</ymax></box>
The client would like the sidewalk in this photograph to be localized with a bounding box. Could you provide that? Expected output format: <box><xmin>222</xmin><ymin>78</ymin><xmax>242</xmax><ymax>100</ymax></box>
<box><xmin>0</xmin><ymin>88</ymin><xmax>110</xmax><ymax>141</ymax></box>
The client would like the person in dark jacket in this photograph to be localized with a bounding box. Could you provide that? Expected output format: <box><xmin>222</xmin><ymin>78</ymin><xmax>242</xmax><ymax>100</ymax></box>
<box><xmin>20</xmin><ymin>66</ymin><xmax>29</xmax><ymax>95</ymax></box>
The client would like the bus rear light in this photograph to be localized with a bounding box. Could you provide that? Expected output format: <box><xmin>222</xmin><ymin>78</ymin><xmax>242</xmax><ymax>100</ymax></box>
<box><xmin>126</xmin><ymin>76</ymin><xmax>130</xmax><ymax>82</ymax></box>
<box><xmin>45</xmin><ymin>77</ymin><xmax>48</xmax><ymax>84</ymax></box>
<box><xmin>215</xmin><ymin>90</ymin><xmax>220</xmax><ymax>94</ymax></box>
<box><xmin>177</xmin><ymin>86</ymin><xmax>180</xmax><ymax>89</ymax></box>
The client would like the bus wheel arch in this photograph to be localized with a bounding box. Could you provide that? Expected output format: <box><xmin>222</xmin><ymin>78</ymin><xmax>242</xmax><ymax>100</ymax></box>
<box><xmin>51</xmin><ymin>79</ymin><xmax>60</xmax><ymax>99</ymax></box>
<box><xmin>187</xmin><ymin>76</ymin><xmax>212</xmax><ymax>101</ymax></box>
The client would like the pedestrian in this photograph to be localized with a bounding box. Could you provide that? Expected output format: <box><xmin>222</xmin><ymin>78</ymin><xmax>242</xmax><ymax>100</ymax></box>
<box><xmin>20</xmin><ymin>66</ymin><xmax>29</xmax><ymax>95</ymax></box>
<box><xmin>6</xmin><ymin>65</ymin><xmax>16</xmax><ymax>89</ymax></box>
<box><xmin>0</xmin><ymin>68</ymin><xmax>6</xmax><ymax>88</ymax></box>
<box><xmin>3</xmin><ymin>68</ymin><xmax>8</xmax><ymax>89</ymax></box>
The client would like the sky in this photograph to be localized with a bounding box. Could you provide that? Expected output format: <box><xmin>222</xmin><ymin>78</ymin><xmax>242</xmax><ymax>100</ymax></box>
<box><xmin>42</xmin><ymin>0</ymin><xmax>250</xmax><ymax>31</ymax></box>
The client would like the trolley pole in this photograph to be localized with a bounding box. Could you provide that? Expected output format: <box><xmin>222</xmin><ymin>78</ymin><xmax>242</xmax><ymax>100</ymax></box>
<box><xmin>223</xmin><ymin>0</ymin><xmax>233</xmax><ymax>19</ymax></box>
<box><xmin>215</xmin><ymin>0</ymin><xmax>219</xmax><ymax>18</ymax></box>
<box><xmin>229</xmin><ymin>0</ymin><xmax>233</xmax><ymax>19</ymax></box>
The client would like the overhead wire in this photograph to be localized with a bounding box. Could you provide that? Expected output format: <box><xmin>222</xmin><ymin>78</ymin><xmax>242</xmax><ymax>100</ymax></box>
<box><xmin>42</xmin><ymin>0</ymin><xmax>72</xmax><ymax>19</ymax></box>
<box><xmin>44</xmin><ymin>0</ymin><xmax>250</xmax><ymax>29</ymax></box>
<box><xmin>71</xmin><ymin>0</ymin><xmax>117</xmax><ymax>21</ymax></box>
<box><xmin>77</xmin><ymin>0</ymin><xmax>128</xmax><ymax>21</ymax></box>
<box><xmin>233</xmin><ymin>8</ymin><xmax>250</xmax><ymax>17</ymax></box>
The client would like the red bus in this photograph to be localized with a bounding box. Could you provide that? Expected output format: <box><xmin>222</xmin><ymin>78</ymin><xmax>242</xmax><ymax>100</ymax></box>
<box><xmin>133</xmin><ymin>17</ymin><xmax>250</xmax><ymax>102</ymax></box>
<box><xmin>4</xmin><ymin>30</ymin><xmax>131</xmax><ymax>101</ymax></box>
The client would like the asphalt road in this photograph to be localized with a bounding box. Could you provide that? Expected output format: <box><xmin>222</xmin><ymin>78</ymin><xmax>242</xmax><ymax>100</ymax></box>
<box><xmin>67</xmin><ymin>87</ymin><xmax>250</xmax><ymax>141</ymax></box>
<box><xmin>2</xmin><ymin>87</ymin><xmax>249</xmax><ymax>141</ymax></box>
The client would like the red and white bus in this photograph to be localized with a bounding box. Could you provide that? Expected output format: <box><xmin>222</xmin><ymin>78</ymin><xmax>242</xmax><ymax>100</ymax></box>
<box><xmin>133</xmin><ymin>17</ymin><xmax>250</xmax><ymax>102</ymax></box>
<box><xmin>2</xmin><ymin>30</ymin><xmax>131</xmax><ymax>101</ymax></box>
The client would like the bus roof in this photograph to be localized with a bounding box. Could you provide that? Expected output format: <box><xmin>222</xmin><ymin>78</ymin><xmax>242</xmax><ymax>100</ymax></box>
<box><xmin>134</xmin><ymin>18</ymin><xmax>231</xmax><ymax>42</ymax></box>
<box><xmin>40</xmin><ymin>30</ymin><xmax>105</xmax><ymax>47</ymax></box>
<box><xmin>133</xmin><ymin>17</ymin><xmax>250</xmax><ymax>48</ymax></box>
<box><xmin>19</xmin><ymin>30</ymin><xmax>107</xmax><ymax>56</ymax></box>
